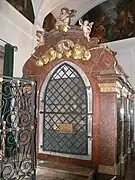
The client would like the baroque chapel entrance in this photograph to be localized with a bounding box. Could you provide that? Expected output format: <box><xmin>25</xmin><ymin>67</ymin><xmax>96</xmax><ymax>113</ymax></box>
<box><xmin>41</xmin><ymin>63</ymin><xmax>92</xmax><ymax>158</ymax></box>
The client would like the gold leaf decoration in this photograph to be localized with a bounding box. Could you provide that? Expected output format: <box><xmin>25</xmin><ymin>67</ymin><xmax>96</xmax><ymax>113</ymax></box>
<box><xmin>36</xmin><ymin>60</ymin><xmax>44</xmax><ymax>67</ymax></box>
<box><xmin>64</xmin><ymin>50</ymin><xmax>72</xmax><ymax>58</ymax></box>
<box><xmin>82</xmin><ymin>50</ymin><xmax>91</xmax><ymax>60</ymax></box>
<box><xmin>36</xmin><ymin>39</ymin><xmax>92</xmax><ymax>67</ymax></box>
<box><xmin>56</xmin><ymin>52</ymin><xmax>63</xmax><ymax>59</ymax></box>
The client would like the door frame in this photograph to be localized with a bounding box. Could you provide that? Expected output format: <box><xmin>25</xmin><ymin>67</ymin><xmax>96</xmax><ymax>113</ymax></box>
<box><xmin>38</xmin><ymin>61</ymin><xmax>93</xmax><ymax>160</ymax></box>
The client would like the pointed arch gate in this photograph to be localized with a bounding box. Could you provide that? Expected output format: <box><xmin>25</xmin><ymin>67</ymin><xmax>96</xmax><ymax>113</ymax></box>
<box><xmin>0</xmin><ymin>76</ymin><xmax>36</xmax><ymax>180</ymax></box>
<box><xmin>42</xmin><ymin>63</ymin><xmax>89</xmax><ymax>155</ymax></box>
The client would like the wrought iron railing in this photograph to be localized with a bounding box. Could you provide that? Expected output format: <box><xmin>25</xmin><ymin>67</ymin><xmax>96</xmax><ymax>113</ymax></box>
<box><xmin>0</xmin><ymin>76</ymin><xmax>36</xmax><ymax>180</ymax></box>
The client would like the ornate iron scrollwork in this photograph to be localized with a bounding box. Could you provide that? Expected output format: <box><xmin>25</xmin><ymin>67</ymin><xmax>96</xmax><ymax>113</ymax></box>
<box><xmin>0</xmin><ymin>76</ymin><xmax>36</xmax><ymax>180</ymax></box>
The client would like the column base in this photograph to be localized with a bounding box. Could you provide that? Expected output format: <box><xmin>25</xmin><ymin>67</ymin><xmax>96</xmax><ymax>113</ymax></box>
<box><xmin>98</xmin><ymin>163</ymin><xmax>120</xmax><ymax>176</ymax></box>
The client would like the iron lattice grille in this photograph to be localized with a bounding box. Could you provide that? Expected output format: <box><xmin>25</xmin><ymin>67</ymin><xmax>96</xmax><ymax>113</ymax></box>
<box><xmin>43</xmin><ymin>63</ymin><xmax>88</xmax><ymax>155</ymax></box>
<box><xmin>0</xmin><ymin>76</ymin><xmax>36</xmax><ymax>180</ymax></box>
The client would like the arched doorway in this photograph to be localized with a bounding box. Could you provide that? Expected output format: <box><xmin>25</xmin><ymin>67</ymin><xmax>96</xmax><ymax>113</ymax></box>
<box><xmin>39</xmin><ymin>62</ymin><xmax>92</xmax><ymax>159</ymax></box>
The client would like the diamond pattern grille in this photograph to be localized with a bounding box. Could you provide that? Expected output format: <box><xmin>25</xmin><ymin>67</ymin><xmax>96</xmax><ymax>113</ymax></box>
<box><xmin>43</xmin><ymin>64</ymin><xmax>88</xmax><ymax>155</ymax></box>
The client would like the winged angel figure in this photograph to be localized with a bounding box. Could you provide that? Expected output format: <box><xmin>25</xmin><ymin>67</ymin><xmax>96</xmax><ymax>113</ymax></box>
<box><xmin>55</xmin><ymin>8</ymin><xmax>77</xmax><ymax>31</ymax></box>
<box><xmin>79</xmin><ymin>19</ymin><xmax>94</xmax><ymax>42</ymax></box>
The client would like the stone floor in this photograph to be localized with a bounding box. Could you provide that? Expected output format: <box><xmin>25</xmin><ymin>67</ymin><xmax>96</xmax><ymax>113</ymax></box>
<box><xmin>95</xmin><ymin>160</ymin><xmax>135</xmax><ymax>180</ymax></box>
<box><xmin>36</xmin><ymin>159</ymin><xmax>135</xmax><ymax>180</ymax></box>
<box><xmin>124</xmin><ymin>160</ymin><xmax>135</xmax><ymax>180</ymax></box>
<box><xmin>36</xmin><ymin>160</ymin><xmax>94</xmax><ymax>180</ymax></box>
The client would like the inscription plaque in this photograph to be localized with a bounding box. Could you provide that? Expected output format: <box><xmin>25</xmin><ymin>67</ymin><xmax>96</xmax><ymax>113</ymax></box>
<box><xmin>58</xmin><ymin>123</ymin><xmax>73</xmax><ymax>133</ymax></box>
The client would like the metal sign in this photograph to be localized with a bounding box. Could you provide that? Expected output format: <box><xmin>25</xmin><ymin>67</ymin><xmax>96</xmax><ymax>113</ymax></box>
<box><xmin>58</xmin><ymin>124</ymin><xmax>73</xmax><ymax>133</ymax></box>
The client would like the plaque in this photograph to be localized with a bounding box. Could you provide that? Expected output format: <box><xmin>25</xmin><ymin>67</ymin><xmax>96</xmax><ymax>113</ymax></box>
<box><xmin>58</xmin><ymin>123</ymin><xmax>73</xmax><ymax>133</ymax></box>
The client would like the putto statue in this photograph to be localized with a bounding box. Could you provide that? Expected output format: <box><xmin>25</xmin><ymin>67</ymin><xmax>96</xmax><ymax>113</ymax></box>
<box><xmin>55</xmin><ymin>7</ymin><xmax>77</xmax><ymax>32</ymax></box>
<box><xmin>79</xmin><ymin>19</ymin><xmax>94</xmax><ymax>42</ymax></box>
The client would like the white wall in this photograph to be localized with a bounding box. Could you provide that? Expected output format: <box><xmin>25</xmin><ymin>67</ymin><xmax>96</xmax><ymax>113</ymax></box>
<box><xmin>104</xmin><ymin>38</ymin><xmax>135</xmax><ymax>88</ymax></box>
<box><xmin>0</xmin><ymin>0</ymin><xmax>36</xmax><ymax>77</ymax></box>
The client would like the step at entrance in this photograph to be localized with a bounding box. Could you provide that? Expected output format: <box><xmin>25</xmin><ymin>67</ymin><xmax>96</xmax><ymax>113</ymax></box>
<box><xmin>36</xmin><ymin>161</ymin><xmax>94</xmax><ymax>180</ymax></box>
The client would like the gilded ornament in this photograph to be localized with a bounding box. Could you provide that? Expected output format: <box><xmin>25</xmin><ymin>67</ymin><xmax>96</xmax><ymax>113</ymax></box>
<box><xmin>56</xmin><ymin>40</ymin><xmax>74</xmax><ymax>53</ymax></box>
<box><xmin>57</xmin><ymin>24</ymin><xmax>68</xmax><ymax>33</ymax></box>
<box><xmin>68</xmin><ymin>40</ymin><xmax>74</xmax><ymax>48</ymax></box>
<box><xmin>81</xmin><ymin>45</ymin><xmax>86</xmax><ymax>51</ymax></box>
<box><xmin>72</xmin><ymin>44</ymin><xmax>84</xmax><ymax>59</ymax></box>
<box><xmin>43</xmin><ymin>55</ymin><xmax>49</xmax><ymax>64</ymax></box>
<box><xmin>49</xmin><ymin>54</ymin><xmax>56</xmax><ymax>61</ymax></box>
<box><xmin>36</xmin><ymin>60</ymin><xmax>43</xmax><ymax>67</ymax></box>
<box><xmin>56</xmin><ymin>43</ymin><xmax>65</xmax><ymax>53</ymax></box>
<box><xmin>62</xmin><ymin>25</ymin><xmax>68</xmax><ymax>32</ymax></box>
<box><xmin>48</xmin><ymin>48</ymin><xmax>57</xmax><ymax>61</ymax></box>
<box><xmin>64</xmin><ymin>50</ymin><xmax>72</xmax><ymax>58</ymax></box>
<box><xmin>82</xmin><ymin>50</ymin><xmax>91</xmax><ymax>60</ymax></box>
<box><xmin>98</xmin><ymin>83</ymin><xmax>116</xmax><ymax>92</ymax></box>
<box><xmin>56</xmin><ymin>52</ymin><xmax>63</xmax><ymax>59</ymax></box>
<box><xmin>35</xmin><ymin>39</ymin><xmax>92</xmax><ymax>67</ymax></box>
<box><xmin>48</xmin><ymin>48</ymin><xmax>56</xmax><ymax>56</ymax></box>
<box><xmin>74</xmin><ymin>44</ymin><xmax>80</xmax><ymax>49</ymax></box>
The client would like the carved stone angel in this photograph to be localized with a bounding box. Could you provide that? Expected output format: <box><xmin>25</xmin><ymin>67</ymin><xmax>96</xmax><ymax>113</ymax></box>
<box><xmin>55</xmin><ymin>7</ymin><xmax>77</xmax><ymax>32</ymax></box>
<box><xmin>79</xmin><ymin>19</ymin><xmax>94</xmax><ymax>42</ymax></box>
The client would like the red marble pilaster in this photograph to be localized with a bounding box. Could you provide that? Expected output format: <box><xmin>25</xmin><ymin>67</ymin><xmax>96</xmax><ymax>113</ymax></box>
<box><xmin>99</xmin><ymin>92</ymin><xmax>117</xmax><ymax>166</ymax></box>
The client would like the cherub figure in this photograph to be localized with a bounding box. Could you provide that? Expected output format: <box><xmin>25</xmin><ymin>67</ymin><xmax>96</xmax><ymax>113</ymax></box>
<box><xmin>36</xmin><ymin>28</ymin><xmax>45</xmax><ymax>48</ymax></box>
<box><xmin>55</xmin><ymin>7</ymin><xmax>77</xmax><ymax>30</ymax></box>
<box><xmin>79</xmin><ymin>19</ymin><xmax>94</xmax><ymax>42</ymax></box>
